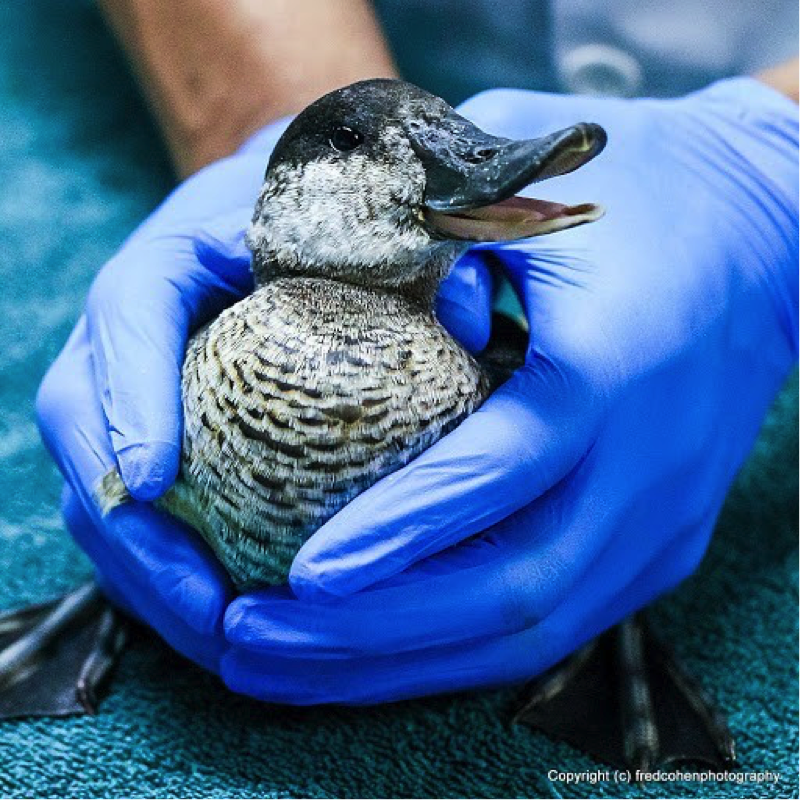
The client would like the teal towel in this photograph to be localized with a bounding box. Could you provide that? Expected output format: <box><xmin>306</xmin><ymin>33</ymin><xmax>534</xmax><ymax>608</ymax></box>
<box><xmin>0</xmin><ymin>2</ymin><xmax>797</xmax><ymax>797</ymax></box>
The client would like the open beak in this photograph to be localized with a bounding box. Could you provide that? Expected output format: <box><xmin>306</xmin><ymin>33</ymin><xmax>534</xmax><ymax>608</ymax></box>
<box><xmin>408</xmin><ymin>111</ymin><xmax>607</xmax><ymax>241</ymax></box>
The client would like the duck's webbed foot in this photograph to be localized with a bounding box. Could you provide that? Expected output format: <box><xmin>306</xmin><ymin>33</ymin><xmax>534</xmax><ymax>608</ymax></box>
<box><xmin>514</xmin><ymin>614</ymin><xmax>736</xmax><ymax>772</ymax></box>
<box><xmin>0</xmin><ymin>582</ymin><xmax>128</xmax><ymax>719</ymax></box>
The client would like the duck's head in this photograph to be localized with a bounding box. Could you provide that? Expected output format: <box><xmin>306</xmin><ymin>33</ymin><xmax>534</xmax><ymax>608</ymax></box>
<box><xmin>248</xmin><ymin>79</ymin><xmax>606</xmax><ymax>300</ymax></box>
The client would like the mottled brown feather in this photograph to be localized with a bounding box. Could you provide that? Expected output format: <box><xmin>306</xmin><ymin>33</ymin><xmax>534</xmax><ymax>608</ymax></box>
<box><xmin>123</xmin><ymin>276</ymin><xmax>495</xmax><ymax>590</ymax></box>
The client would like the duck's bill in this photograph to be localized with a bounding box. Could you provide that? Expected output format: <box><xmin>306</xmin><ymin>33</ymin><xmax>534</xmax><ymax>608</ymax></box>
<box><xmin>425</xmin><ymin>196</ymin><xmax>604</xmax><ymax>242</ymax></box>
<box><xmin>410</xmin><ymin>110</ymin><xmax>607</xmax><ymax>241</ymax></box>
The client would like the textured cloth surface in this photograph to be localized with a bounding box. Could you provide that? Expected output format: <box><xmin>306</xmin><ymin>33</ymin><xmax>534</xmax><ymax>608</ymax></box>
<box><xmin>0</xmin><ymin>2</ymin><xmax>797</xmax><ymax>797</ymax></box>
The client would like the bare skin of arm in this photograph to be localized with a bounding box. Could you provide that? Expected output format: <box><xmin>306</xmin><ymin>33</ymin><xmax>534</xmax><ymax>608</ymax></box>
<box><xmin>98</xmin><ymin>0</ymin><xmax>398</xmax><ymax>176</ymax></box>
<box><xmin>98</xmin><ymin>0</ymin><xmax>796</xmax><ymax>175</ymax></box>
<box><xmin>756</xmin><ymin>57</ymin><xmax>799</xmax><ymax>103</ymax></box>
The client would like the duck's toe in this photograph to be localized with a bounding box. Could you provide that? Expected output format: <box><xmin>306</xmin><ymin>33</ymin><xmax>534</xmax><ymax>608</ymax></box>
<box><xmin>0</xmin><ymin>582</ymin><xmax>128</xmax><ymax>719</ymax></box>
<box><xmin>513</xmin><ymin>613</ymin><xmax>736</xmax><ymax>773</ymax></box>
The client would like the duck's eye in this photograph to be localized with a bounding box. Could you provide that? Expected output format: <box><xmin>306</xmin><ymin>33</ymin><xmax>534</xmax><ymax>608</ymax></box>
<box><xmin>330</xmin><ymin>126</ymin><xmax>363</xmax><ymax>152</ymax></box>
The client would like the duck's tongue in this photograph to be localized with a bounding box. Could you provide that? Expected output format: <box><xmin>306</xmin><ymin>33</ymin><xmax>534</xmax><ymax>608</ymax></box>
<box><xmin>425</xmin><ymin>195</ymin><xmax>604</xmax><ymax>242</ymax></box>
<box><xmin>409</xmin><ymin>110</ymin><xmax>607</xmax><ymax>242</ymax></box>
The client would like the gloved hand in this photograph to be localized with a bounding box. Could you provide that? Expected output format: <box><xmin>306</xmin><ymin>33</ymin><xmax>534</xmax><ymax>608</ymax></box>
<box><xmin>221</xmin><ymin>77</ymin><xmax>798</xmax><ymax>704</ymax></box>
<box><xmin>33</xmin><ymin>121</ymin><xmax>293</xmax><ymax>668</ymax></box>
<box><xmin>34</xmin><ymin>115</ymin><xmax>492</xmax><ymax>671</ymax></box>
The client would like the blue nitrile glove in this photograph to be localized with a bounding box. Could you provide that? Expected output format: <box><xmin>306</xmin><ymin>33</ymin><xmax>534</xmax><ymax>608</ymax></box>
<box><xmin>33</xmin><ymin>122</ymin><xmax>290</xmax><ymax>666</ymax></box>
<box><xmin>34</xmin><ymin>115</ymin><xmax>491</xmax><ymax>670</ymax></box>
<box><xmin>220</xmin><ymin>77</ymin><xmax>798</xmax><ymax>704</ymax></box>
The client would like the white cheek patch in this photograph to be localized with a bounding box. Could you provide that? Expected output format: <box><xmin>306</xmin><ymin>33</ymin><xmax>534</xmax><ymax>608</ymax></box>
<box><xmin>248</xmin><ymin>146</ymin><xmax>446</xmax><ymax>288</ymax></box>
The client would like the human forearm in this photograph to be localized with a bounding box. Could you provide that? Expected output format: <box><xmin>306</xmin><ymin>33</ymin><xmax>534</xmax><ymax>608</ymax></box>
<box><xmin>98</xmin><ymin>0</ymin><xmax>397</xmax><ymax>176</ymax></box>
<box><xmin>756</xmin><ymin>56</ymin><xmax>799</xmax><ymax>103</ymax></box>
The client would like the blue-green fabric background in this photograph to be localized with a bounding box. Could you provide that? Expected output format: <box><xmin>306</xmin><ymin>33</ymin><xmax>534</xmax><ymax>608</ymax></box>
<box><xmin>0</xmin><ymin>2</ymin><xmax>797</xmax><ymax>797</ymax></box>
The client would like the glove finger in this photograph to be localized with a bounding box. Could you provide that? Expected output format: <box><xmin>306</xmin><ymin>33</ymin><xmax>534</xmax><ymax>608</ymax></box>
<box><xmin>228</xmin><ymin>534</ymin><xmax>511</xmax><ymax>657</ymax></box>
<box><xmin>102</xmin><ymin>502</ymin><xmax>233</xmax><ymax>637</ymax></box>
<box><xmin>571</xmin><ymin>516</ymin><xmax>716</xmax><ymax>649</ymax></box>
<box><xmin>59</xmin><ymin>485</ymin><xmax>141</xmax><ymax>625</ymax></box>
<box><xmin>36</xmin><ymin>318</ymin><xmax>118</xmax><ymax>513</ymax></box>
<box><xmin>230</xmin><ymin>460</ymin><xmax>712</xmax><ymax>659</ymax></box>
<box><xmin>128</xmin><ymin>154</ymin><xmax>265</xmax><ymax>241</ymax></box>
<box><xmin>38</xmin><ymin>321</ymin><xmax>231</xmax><ymax>635</ymax></box>
<box><xmin>223</xmin><ymin>519</ymin><xmax>710</xmax><ymax>705</ymax></box>
<box><xmin>457</xmin><ymin>88</ymin><xmax>628</xmax><ymax>146</ymax></box>
<box><xmin>435</xmin><ymin>251</ymin><xmax>493</xmax><ymax>353</ymax></box>
<box><xmin>62</xmin><ymin>484</ymin><xmax>224</xmax><ymax>673</ymax></box>
<box><xmin>86</xmin><ymin>209</ymin><xmax>252</xmax><ymax>501</ymax></box>
<box><xmin>290</xmin><ymin>360</ymin><xmax>600</xmax><ymax>601</ymax></box>
<box><xmin>236</xmin><ymin>115</ymin><xmax>294</xmax><ymax>157</ymax></box>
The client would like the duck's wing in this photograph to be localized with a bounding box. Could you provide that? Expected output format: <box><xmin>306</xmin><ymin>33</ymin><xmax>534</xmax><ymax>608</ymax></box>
<box><xmin>477</xmin><ymin>312</ymin><xmax>529</xmax><ymax>390</ymax></box>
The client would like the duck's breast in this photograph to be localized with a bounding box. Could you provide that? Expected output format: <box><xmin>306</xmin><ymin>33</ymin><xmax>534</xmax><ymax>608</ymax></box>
<box><xmin>162</xmin><ymin>277</ymin><xmax>489</xmax><ymax>589</ymax></box>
